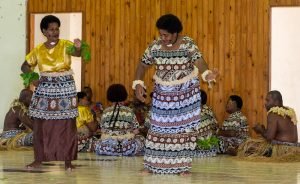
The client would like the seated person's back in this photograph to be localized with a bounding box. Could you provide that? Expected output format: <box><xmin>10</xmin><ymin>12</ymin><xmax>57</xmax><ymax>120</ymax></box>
<box><xmin>4</xmin><ymin>89</ymin><xmax>33</xmax><ymax>131</ymax></box>
<box><xmin>273</xmin><ymin>112</ymin><xmax>297</xmax><ymax>143</ymax></box>
<box><xmin>94</xmin><ymin>84</ymin><xmax>145</xmax><ymax>156</ymax></box>
<box><xmin>1</xmin><ymin>89</ymin><xmax>34</xmax><ymax>150</ymax></box>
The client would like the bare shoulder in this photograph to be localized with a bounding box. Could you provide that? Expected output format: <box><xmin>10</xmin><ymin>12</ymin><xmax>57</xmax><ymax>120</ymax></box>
<box><xmin>12</xmin><ymin>106</ymin><xmax>27</xmax><ymax>119</ymax></box>
<box><xmin>268</xmin><ymin>111</ymin><xmax>295</xmax><ymax>128</ymax></box>
<box><xmin>12</xmin><ymin>106</ymin><xmax>22</xmax><ymax>114</ymax></box>
<box><xmin>267</xmin><ymin>112</ymin><xmax>280</xmax><ymax>125</ymax></box>
<box><xmin>6</xmin><ymin>107</ymin><xmax>19</xmax><ymax>116</ymax></box>
<box><xmin>267</xmin><ymin>112</ymin><xmax>280</xmax><ymax>118</ymax></box>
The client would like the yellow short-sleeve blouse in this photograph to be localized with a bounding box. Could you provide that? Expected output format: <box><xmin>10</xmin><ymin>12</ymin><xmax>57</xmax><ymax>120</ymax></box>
<box><xmin>25</xmin><ymin>39</ymin><xmax>74</xmax><ymax>72</ymax></box>
<box><xmin>76</xmin><ymin>105</ymin><xmax>94</xmax><ymax>128</ymax></box>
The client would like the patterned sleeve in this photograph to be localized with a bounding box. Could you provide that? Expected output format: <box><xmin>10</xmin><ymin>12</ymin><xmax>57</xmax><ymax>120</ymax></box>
<box><xmin>141</xmin><ymin>41</ymin><xmax>156</xmax><ymax>65</ymax></box>
<box><xmin>129</xmin><ymin>108</ymin><xmax>140</xmax><ymax>129</ymax></box>
<box><xmin>99</xmin><ymin>109</ymin><xmax>109</xmax><ymax>129</ymax></box>
<box><xmin>25</xmin><ymin>48</ymin><xmax>38</xmax><ymax>68</ymax></box>
<box><xmin>186</xmin><ymin>37</ymin><xmax>202</xmax><ymax>63</ymax></box>
<box><xmin>144</xmin><ymin>111</ymin><xmax>151</xmax><ymax>128</ymax></box>
<box><xmin>65</xmin><ymin>40</ymin><xmax>74</xmax><ymax>48</ymax></box>
<box><xmin>132</xmin><ymin>115</ymin><xmax>140</xmax><ymax>129</ymax></box>
<box><xmin>241</xmin><ymin>116</ymin><xmax>248</xmax><ymax>127</ymax></box>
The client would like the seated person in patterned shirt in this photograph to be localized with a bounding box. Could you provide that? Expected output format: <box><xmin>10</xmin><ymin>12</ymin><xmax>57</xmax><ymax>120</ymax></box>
<box><xmin>238</xmin><ymin>90</ymin><xmax>299</xmax><ymax>159</ymax></box>
<box><xmin>126</xmin><ymin>94</ymin><xmax>152</xmax><ymax>138</ymax></box>
<box><xmin>199</xmin><ymin>90</ymin><xmax>218</xmax><ymax>135</ymax></box>
<box><xmin>94</xmin><ymin>84</ymin><xmax>145</xmax><ymax>156</ymax></box>
<box><xmin>76</xmin><ymin>92</ymin><xmax>98</xmax><ymax>152</ymax></box>
<box><xmin>0</xmin><ymin>89</ymin><xmax>33</xmax><ymax>150</ymax></box>
<box><xmin>193</xmin><ymin>90</ymin><xmax>219</xmax><ymax>157</ymax></box>
<box><xmin>218</xmin><ymin>95</ymin><xmax>249</xmax><ymax>155</ymax></box>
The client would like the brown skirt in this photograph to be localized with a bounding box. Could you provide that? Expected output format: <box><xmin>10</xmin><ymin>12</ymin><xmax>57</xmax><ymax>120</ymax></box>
<box><xmin>33</xmin><ymin>119</ymin><xmax>77</xmax><ymax>162</ymax></box>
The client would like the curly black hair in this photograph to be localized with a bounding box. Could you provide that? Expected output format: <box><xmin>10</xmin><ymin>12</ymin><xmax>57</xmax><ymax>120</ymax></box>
<box><xmin>229</xmin><ymin>95</ymin><xmax>243</xmax><ymax>109</ymax></box>
<box><xmin>200</xmin><ymin>89</ymin><xmax>207</xmax><ymax>105</ymax></box>
<box><xmin>107</xmin><ymin>84</ymin><xmax>128</xmax><ymax>102</ymax></box>
<box><xmin>156</xmin><ymin>14</ymin><xmax>183</xmax><ymax>33</ymax></box>
<box><xmin>77</xmin><ymin>92</ymin><xmax>87</xmax><ymax>101</ymax></box>
<box><xmin>40</xmin><ymin>15</ymin><xmax>61</xmax><ymax>33</ymax></box>
<box><xmin>268</xmin><ymin>90</ymin><xmax>283</xmax><ymax>105</ymax></box>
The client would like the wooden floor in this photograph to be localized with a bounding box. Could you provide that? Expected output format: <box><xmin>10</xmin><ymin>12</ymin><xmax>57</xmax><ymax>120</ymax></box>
<box><xmin>0</xmin><ymin>151</ymin><xmax>299</xmax><ymax>184</ymax></box>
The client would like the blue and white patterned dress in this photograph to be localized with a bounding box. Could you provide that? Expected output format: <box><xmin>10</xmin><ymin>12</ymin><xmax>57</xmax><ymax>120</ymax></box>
<box><xmin>142</xmin><ymin>36</ymin><xmax>202</xmax><ymax>174</ymax></box>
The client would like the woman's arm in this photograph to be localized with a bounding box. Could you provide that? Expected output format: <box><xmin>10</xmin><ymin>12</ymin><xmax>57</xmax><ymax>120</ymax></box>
<box><xmin>86</xmin><ymin>120</ymin><xmax>98</xmax><ymax>133</ymax></box>
<box><xmin>21</xmin><ymin>61</ymin><xmax>40</xmax><ymax>87</ymax></box>
<box><xmin>21</xmin><ymin>61</ymin><xmax>32</xmax><ymax>73</ymax></box>
<box><xmin>194</xmin><ymin>57</ymin><xmax>218</xmax><ymax>86</ymax></box>
<box><xmin>194</xmin><ymin>57</ymin><xmax>209</xmax><ymax>73</ymax></box>
<box><xmin>71</xmin><ymin>38</ymin><xmax>82</xmax><ymax>57</ymax></box>
<box><xmin>134</xmin><ymin>62</ymin><xmax>150</xmax><ymax>102</ymax></box>
<box><xmin>18</xmin><ymin>108</ymin><xmax>33</xmax><ymax>130</ymax></box>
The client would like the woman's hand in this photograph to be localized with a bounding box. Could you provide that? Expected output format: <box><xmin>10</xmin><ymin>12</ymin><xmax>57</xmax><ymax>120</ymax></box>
<box><xmin>206</xmin><ymin>68</ymin><xmax>219</xmax><ymax>81</ymax></box>
<box><xmin>32</xmin><ymin>79</ymin><xmax>40</xmax><ymax>87</ymax></box>
<box><xmin>135</xmin><ymin>84</ymin><xmax>146</xmax><ymax>102</ymax></box>
<box><xmin>133</xmin><ymin>129</ymin><xmax>140</xmax><ymax>135</ymax></box>
<box><xmin>205</xmin><ymin>69</ymin><xmax>219</xmax><ymax>88</ymax></box>
<box><xmin>252</xmin><ymin>124</ymin><xmax>265</xmax><ymax>134</ymax></box>
<box><xmin>74</xmin><ymin>38</ymin><xmax>82</xmax><ymax>50</ymax></box>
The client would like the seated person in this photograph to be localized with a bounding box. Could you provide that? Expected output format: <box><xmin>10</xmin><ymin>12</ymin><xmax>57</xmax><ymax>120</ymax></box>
<box><xmin>238</xmin><ymin>90</ymin><xmax>299</xmax><ymax>159</ymax></box>
<box><xmin>194</xmin><ymin>90</ymin><xmax>219</xmax><ymax>157</ymax></box>
<box><xmin>76</xmin><ymin>92</ymin><xmax>98</xmax><ymax>152</ymax></box>
<box><xmin>0</xmin><ymin>89</ymin><xmax>33</xmax><ymax>150</ymax></box>
<box><xmin>126</xmin><ymin>93</ymin><xmax>152</xmax><ymax>137</ymax></box>
<box><xmin>218</xmin><ymin>95</ymin><xmax>249</xmax><ymax>155</ymax></box>
<box><xmin>94</xmin><ymin>84</ymin><xmax>145</xmax><ymax>156</ymax></box>
<box><xmin>83</xmin><ymin>86</ymin><xmax>104</xmax><ymax>130</ymax></box>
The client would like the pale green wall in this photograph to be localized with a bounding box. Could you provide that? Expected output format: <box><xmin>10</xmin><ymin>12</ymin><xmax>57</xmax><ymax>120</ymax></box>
<box><xmin>0</xmin><ymin>0</ymin><xmax>26</xmax><ymax>130</ymax></box>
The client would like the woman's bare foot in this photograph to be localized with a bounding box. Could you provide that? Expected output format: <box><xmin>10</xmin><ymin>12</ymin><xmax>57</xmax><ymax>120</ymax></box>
<box><xmin>26</xmin><ymin>161</ymin><xmax>42</xmax><ymax>169</ymax></box>
<box><xmin>179</xmin><ymin>171</ymin><xmax>191</xmax><ymax>176</ymax></box>
<box><xmin>65</xmin><ymin>161</ymin><xmax>75</xmax><ymax>171</ymax></box>
<box><xmin>139</xmin><ymin>168</ymin><xmax>152</xmax><ymax>175</ymax></box>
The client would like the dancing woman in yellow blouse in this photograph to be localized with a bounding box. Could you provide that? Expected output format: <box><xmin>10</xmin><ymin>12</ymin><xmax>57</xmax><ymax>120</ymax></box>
<box><xmin>21</xmin><ymin>15</ymin><xmax>85</xmax><ymax>170</ymax></box>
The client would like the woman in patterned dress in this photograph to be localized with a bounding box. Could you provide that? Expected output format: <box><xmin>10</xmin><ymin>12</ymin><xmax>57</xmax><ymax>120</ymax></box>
<box><xmin>133</xmin><ymin>14</ymin><xmax>218</xmax><ymax>175</ymax></box>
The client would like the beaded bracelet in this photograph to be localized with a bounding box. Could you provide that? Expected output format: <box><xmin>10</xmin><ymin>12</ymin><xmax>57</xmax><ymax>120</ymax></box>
<box><xmin>132</xmin><ymin>80</ymin><xmax>146</xmax><ymax>90</ymax></box>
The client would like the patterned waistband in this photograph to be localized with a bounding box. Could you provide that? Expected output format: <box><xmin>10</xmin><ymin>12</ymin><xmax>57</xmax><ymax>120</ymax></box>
<box><xmin>153</xmin><ymin>66</ymin><xmax>199</xmax><ymax>86</ymax></box>
<box><xmin>0</xmin><ymin>129</ymin><xmax>22</xmax><ymax>138</ymax></box>
<box><xmin>272</xmin><ymin>140</ymin><xmax>300</xmax><ymax>147</ymax></box>
<box><xmin>156</xmin><ymin>63</ymin><xmax>193</xmax><ymax>71</ymax></box>
<box><xmin>101</xmin><ymin>133</ymin><xmax>135</xmax><ymax>140</ymax></box>
<box><xmin>40</xmin><ymin>70</ymin><xmax>74</xmax><ymax>77</ymax></box>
